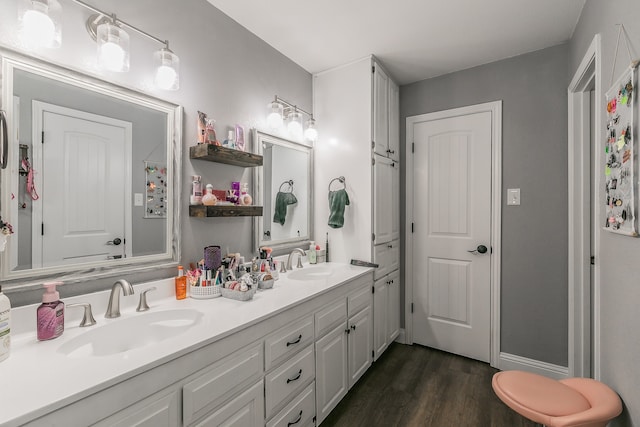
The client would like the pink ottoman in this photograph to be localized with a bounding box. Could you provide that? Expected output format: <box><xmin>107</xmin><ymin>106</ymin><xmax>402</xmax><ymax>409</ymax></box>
<box><xmin>492</xmin><ymin>371</ymin><xmax>622</xmax><ymax>427</ymax></box>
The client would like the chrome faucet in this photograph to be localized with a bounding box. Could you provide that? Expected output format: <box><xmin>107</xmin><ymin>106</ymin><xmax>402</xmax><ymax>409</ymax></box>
<box><xmin>105</xmin><ymin>279</ymin><xmax>135</xmax><ymax>318</ymax></box>
<box><xmin>286</xmin><ymin>248</ymin><xmax>306</xmax><ymax>270</ymax></box>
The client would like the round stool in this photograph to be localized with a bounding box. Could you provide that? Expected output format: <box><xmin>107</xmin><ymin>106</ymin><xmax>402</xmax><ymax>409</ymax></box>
<box><xmin>492</xmin><ymin>371</ymin><xmax>622</xmax><ymax>427</ymax></box>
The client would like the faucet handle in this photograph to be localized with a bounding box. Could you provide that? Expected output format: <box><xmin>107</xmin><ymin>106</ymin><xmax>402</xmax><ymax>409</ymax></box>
<box><xmin>136</xmin><ymin>287</ymin><xmax>157</xmax><ymax>312</ymax></box>
<box><xmin>280</xmin><ymin>262</ymin><xmax>287</xmax><ymax>273</ymax></box>
<box><xmin>67</xmin><ymin>303</ymin><xmax>97</xmax><ymax>327</ymax></box>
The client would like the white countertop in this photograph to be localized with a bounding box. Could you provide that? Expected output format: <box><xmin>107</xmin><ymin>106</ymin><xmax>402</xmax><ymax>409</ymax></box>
<box><xmin>0</xmin><ymin>262</ymin><xmax>372</xmax><ymax>427</ymax></box>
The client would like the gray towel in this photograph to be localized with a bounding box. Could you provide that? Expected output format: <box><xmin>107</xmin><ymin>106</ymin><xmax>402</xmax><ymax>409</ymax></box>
<box><xmin>328</xmin><ymin>189</ymin><xmax>350</xmax><ymax>228</ymax></box>
<box><xmin>273</xmin><ymin>191</ymin><xmax>298</xmax><ymax>225</ymax></box>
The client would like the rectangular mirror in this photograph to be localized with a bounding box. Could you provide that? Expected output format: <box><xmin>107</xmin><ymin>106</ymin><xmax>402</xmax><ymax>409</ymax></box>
<box><xmin>253</xmin><ymin>130</ymin><xmax>313</xmax><ymax>253</ymax></box>
<box><xmin>0</xmin><ymin>50</ymin><xmax>182</xmax><ymax>285</ymax></box>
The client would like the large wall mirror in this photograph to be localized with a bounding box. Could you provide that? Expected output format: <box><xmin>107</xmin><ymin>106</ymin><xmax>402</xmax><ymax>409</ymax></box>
<box><xmin>0</xmin><ymin>51</ymin><xmax>182</xmax><ymax>286</ymax></box>
<box><xmin>253</xmin><ymin>130</ymin><xmax>313</xmax><ymax>253</ymax></box>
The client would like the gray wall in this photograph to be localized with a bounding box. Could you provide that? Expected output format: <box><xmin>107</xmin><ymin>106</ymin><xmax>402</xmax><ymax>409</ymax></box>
<box><xmin>401</xmin><ymin>44</ymin><xmax>569</xmax><ymax>366</ymax></box>
<box><xmin>1</xmin><ymin>0</ymin><xmax>311</xmax><ymax>304</ymax></box>
<box><xmin>569</xmin><ymin>1</ymin><xmax>640</xmax><ymax>425</ymax></box>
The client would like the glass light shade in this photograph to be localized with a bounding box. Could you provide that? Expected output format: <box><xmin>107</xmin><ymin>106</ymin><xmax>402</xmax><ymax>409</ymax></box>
<box><xmin>287</xmin><ymin>111</ymin><xmax>303</xmax><ymax>139</ymax></box>
<box><xmin>304</xmin><ymin>118</ymin><xmax>318</xmax><ymax>142</ymax></box>
<box><xmin>97</xmin><ymin>21</ymin><xmax>130</xmax><ymax>72</ymax></box>
<box><xmin>19</xmin><ymin>0</ymin><xmax>62</xmax><ymax>49</ymax></box>
<box><xmin>267</xmin><ymin>101</ymin><xmax>284</xmax><ymax>129</ymax></box>
<box><xmin>154</xmin><ymin>47</ymin><xmax>180</xmax><ymax>90</ymax></box>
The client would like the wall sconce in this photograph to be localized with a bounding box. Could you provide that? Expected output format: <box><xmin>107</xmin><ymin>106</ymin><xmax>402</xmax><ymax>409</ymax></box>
<box><xmin>18</xmin><ymin>0</ymin><xmax>181</xmax><ymax>90</ymax></box>
<box><xmin>267</xmin><ymin>96</ymin><xmax>318</xmax><ymax>143</ymax></box>
<box><xmin>18</xmin><ymin>0</ymin><xmax>62</xmax><ymax>49</ymax></box>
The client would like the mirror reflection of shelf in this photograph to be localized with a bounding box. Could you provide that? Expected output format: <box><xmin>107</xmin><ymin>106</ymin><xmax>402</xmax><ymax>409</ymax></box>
<box><xmin>189</xmin><ymin>144</ymin><xmax>263</xmax><ymax>167</ymax></box>
<box><xmin>189</xmin><ymin>205</ymin><xmax>263</xmax><ymax>217</ymax></box>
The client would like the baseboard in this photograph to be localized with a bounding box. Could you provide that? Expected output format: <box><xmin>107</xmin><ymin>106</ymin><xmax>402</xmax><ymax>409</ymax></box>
<box><xmin>498</xmin><ymin>352</ymin><xmax>569</xmax><ymax>380</ymax></box>
<box><xmin>394</xmin><ymin>328</ymin><xmax>407</xmax><ymax>344</ymax></box>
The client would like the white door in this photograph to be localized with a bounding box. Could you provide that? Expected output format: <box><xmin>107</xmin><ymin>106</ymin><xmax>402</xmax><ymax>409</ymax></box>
<box><xmin>33</xmin><ymin>102</ymin><xmax>132</xmax><ymax>268</ymax></box>
<box><xmin>347</xmin><ymin>305</ymin><xmax>372</xmax><ymax>388</ymax></box>
<box><xmin>411</xmin><ymin>111</ymin><xmax>492</xmax><ymax>362</ymax></box>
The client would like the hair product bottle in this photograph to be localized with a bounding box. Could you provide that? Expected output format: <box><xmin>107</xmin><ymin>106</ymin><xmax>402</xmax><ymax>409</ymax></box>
<box><xmin>175</xmin><ymin>266</ymin><xmax>187</xmax><ymax>300</ymax></box>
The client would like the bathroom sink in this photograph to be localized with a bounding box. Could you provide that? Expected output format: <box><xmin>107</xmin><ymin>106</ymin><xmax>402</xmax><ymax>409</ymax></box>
<box><xmin>57</xmin><ymin>309</ymin><xmax>203</xmax><ymax>358</ymax></box>
<box><xmin>287</xmin><ymin>265</ymin><xmax>335</xmax><ymax>281</ymax></box>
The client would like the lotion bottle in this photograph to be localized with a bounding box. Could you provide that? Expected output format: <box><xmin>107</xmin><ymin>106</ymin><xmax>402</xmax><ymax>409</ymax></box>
<box><xmin>0</xmin><ymin>285</ymin><xmax>10</xmax><ymax>362</ymax></box>
<box><xmin>37</xmin><ymin>282</ymin><xmax>64</xmax><ymax>341</ymax></box>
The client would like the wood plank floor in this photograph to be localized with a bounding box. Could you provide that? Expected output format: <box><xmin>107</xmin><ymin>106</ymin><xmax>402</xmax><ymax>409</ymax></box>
<box><xmin>320</xmin><ymin>343</ymin><xmax>540</xmax><ymax>427</ymax></box>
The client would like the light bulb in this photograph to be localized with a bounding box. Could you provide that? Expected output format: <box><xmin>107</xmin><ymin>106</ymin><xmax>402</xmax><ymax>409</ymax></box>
<box><xmin>20</xmin><ymin>0</ymin><xmax>61</xmax><ymax>49</ymax></box>
<box><xmin>287</xmin><ymin>111</ymin><xmax>303</xmax><ymax>139</ymax></box>
<box><xmin>304</xmin><ymin>119</ymin><xmax>318</xmax><ymax>142</ymax></box>
<box><xmin>267</xmin><ymin>101</ymin><xmax>284</xmax><ymax>129</ymax></box>
<box><xmin>97</xmin><ymin>20</ymin><xmax>130</xmax><ymax>72</ymax></box>
<box><xmin>154</xmin><ymin>46</ymin><xmax>180</xmax><ymax>90</ymax></box>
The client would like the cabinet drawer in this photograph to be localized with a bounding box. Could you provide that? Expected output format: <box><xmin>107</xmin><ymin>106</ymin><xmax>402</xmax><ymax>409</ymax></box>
<box><xmin>373</xmin><ymin>239</ymin><xmax>399</xmax><ymax>280</ymax></box>
<box><xmin>266</xmin><ymin>382</ymin><xmax>315</xmax><ymax>427</ymax></box>
<box><xmin>192</xmin><ymin>380</ymin><xmax>264</xmax><ymax>427</ymax></box>
<box><xmin>348</xmin><ymin>285</ymin><xmax>372</xmax><ymax>317</ymax></box>
<box><xmin>265</xmin><ymin>315</ymin><xmax>314</xmax><ymax>371</ymax></box>
<box><xmin>93</xmin><ymin>388</ymin><xmax>179</xmax><ymax>427</ymax></box>
<box><xmin>183</xmin><ymin>343</ymin><xmax>263</xmax><ymax>426</ymax></box>
<box><xmin>265</xmin><ymin>345</ymin><xmax>315</xmax><ymax>419</ymax></box>
<box><xmin>315</xmin><ymin>298</ymin><xmax>347</xmax><ymax>338</ymax></box>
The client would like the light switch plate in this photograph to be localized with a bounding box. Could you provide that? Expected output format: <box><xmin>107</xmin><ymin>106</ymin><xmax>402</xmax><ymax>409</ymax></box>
<box><xmin>507</xmin><ymin>188</ymin><xmax>520</xmax><ymax>206</ymax></box>
<box><xmin>134</xmin><ymin>193</ymin><xmax>143</xmax><ymax>206</ymax></box>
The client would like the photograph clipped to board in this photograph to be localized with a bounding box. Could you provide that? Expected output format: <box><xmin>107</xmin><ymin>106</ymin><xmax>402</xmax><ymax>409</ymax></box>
<box><xmin>604</xmin><ymin>66</ymin><xmax>637</xmax><ymax>236</ymax></box>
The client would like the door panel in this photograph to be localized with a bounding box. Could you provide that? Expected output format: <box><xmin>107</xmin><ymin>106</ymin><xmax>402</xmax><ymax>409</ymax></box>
<box><xmin>412</xmin><ymin>111</ymin><xmax>492</xmax><ymax>363</ymax></box>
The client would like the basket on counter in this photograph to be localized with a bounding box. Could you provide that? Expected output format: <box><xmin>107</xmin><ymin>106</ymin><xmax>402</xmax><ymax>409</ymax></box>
<box><xmin>220</xmin><ymin>287</ymin><xmax>256</xmax><ymax>301</ymax></box>
<box><xmin>258</xmin><ymin>279</ymin><xmax>274</xmax><ymax>290</ymax></box>
<box><xmin>190</xmin><ymin>285</ymin><xmax>221</xmax><ymax>299</ymax></box>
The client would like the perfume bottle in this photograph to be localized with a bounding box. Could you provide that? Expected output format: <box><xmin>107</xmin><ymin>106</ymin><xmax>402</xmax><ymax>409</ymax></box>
<box><xmin>239</xmin><ymin>183</ymin><xmax>252</xmax><ymax>205</ymax></box>
<box><xmin>202</xmin><ymin>184</ymin><xmax>218</xmax><ymax>206</ymax></box>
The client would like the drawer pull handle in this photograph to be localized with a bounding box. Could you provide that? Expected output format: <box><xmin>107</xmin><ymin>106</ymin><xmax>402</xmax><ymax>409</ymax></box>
<box><xmin>351</xmin><ymin>324</ymin><xmax>356</xmax><ymax>330</ymax></box>
<box><xmin>286</xmin><ymin>334</ymin><xmax>302</xmax><ymax>347</ymax></box>
<box><xmin>287</xmin><ymin>410</ymin><xmax>303</xmax><ymax>426</ymax></box>
<box><xmin>286</xmin><ymin>369</ymin><xmax>303</xmax><ymax>384</ymax></box>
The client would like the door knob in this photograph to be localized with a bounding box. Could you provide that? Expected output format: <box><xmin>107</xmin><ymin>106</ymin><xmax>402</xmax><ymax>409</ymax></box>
<box><xmin>467</xmin><ymin>244</ymin><xmax>488</xmax><ymax>255</ymax></box>
<box><xmin>107</xmin><ymin>238</ymin><xmax>122</xmax><ymax>246</ymax></box>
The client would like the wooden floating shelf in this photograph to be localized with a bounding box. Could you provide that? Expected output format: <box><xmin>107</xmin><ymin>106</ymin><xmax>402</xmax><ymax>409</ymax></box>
<box><xmin>189</xmin><ymin>205</ymin><xmax>263</xmax><ymax>218</ymax></box>
<box><xmin>189</xmin><ymin>144</ymin><xmax>263</xmax><ymax>167</ymax></box>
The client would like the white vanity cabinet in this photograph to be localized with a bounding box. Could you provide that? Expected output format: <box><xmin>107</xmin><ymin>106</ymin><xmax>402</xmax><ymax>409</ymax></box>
<box><xmin>14</xmin><ymin>270</ymin><xmax>374</xmax><ymax>427</ymax></box>
<box><xmin>315</xmin><ymin>278</ymin><xmax>372</xmax><ymax>424</ymax></box>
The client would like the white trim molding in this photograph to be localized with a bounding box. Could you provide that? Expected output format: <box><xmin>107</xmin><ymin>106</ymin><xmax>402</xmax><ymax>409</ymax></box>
<box><xmin>404</xmin><ymin>101</ymin><xmax>502</xmax><ymax>368</ymax></box>
<box><xmin>499</xmin><ymin>353</ymin><xmax>569</xmax><ymax>380</ymax></box>
<box><xmin>567</xmin><ymin>34</ymin><xmax>602</xmax><ymax>379</ymax></box>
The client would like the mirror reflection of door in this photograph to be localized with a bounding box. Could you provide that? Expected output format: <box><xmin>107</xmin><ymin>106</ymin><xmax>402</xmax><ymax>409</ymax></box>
<box><xmin>32</xmin><ymin>102</ymin><xmax>132</xmax><ymax>267</ymax></box>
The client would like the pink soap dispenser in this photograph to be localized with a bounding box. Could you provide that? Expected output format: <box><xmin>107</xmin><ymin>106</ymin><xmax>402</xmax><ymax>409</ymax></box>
<box><xmin>37</xmin><ymin>281</ymin><xmax>65</xmax><ymax>341</ymax></box>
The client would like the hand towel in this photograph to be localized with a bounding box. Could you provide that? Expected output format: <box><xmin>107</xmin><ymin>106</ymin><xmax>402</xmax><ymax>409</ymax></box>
<box><xmin>328</xmin><ymin>189</ymin><xmax>350</xmax><ymax>229</ymax></box>
<box><xmin>273</xmin><ymin>191</ymin><xmax>298</xmax><ymax>225</ymax></box>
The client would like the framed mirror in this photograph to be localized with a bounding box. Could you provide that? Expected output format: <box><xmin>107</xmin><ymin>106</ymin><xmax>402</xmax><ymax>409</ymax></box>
<box><xmin>0</xmin><ymin>50</ymin><xmax>182</xmax><ymax>285</ymax></box>
<box><xmin>253</xmin><ymin>130</ymin><xmax>313</xmax><ymax>253</ymax></box>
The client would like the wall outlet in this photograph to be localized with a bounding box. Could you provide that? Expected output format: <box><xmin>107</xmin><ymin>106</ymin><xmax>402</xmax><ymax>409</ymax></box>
<box><xmin>507</xmin><ymin>188</ymin><xmax>521</xmax><ymax>206</ymax></box>
<box><xmin>134</xmin><ymin>193</ymin><xmax>143</xmax><ymax>206</ymax></box>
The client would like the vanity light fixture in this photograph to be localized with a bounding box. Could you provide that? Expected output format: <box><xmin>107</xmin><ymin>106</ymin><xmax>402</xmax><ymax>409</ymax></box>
<box><xmin>96</xmin><ymin>15</ymin><xmax>129</xmax><ymax>72</ymax></box>
<box><xmin>154</xmin><ymin>42</ymin><xmax>180</xmax><ymax>91</ymax></box>
<box><xmin>267</xmin><ymin>96</ymin><xmax>318</xmax><ymax>143</ymax></box>
<box><xmin>18</xmin><ymin>0</ymin><xmax>62</xmax><ymax>49</ymax></box>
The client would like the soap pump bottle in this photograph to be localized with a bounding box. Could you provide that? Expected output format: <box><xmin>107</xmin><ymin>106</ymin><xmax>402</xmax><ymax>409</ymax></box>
<box><xmin>308</xmin><ymin>241</ymin><xmax>317</xmax><ymax>264</ymax></box>
<box><xmin>37</xmin><ymin>281</ymin><xmax>65</xmax><ymax>341</ymax></box>
<box><xmin>0</xmin><ymin>285</ymin><xmax>11</xmax><ymax>363</ymax></box>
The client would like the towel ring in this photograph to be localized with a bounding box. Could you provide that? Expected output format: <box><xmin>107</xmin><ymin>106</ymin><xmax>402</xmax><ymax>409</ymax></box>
<box><xmin>279</xmin><ymin>179</ymin><xmax>294</xmax><ymax>193</ymax></box>
<box><xmin>329</xmin><ymin>176</ymin><xmax>346</xmax><ymax>191</ymax></box>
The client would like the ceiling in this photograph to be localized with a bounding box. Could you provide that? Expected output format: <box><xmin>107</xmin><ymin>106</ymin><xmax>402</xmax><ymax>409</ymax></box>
<box><xmin>206</xmin><ymin>0</ymin><xmax>585</xmax><ymax>85</ymax></box>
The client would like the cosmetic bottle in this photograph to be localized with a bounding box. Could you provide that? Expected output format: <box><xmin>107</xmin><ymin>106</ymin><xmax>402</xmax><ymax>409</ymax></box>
<box><xmin>308</xmin><ymin>241</ymin><xmax>317</xmax><ymax>264</ymax></box>
<box><xmin>37</xmin><ymin>282</ymin><xmax>64</xmax><ymax>341</ymax></box>
<box><xmin>239</xmin><ymin>183</ymin><xmax>252</xmax><ymax>205</ymax></box>
<box><xmin>235</xmin><ymin>125</ymin><xmax>245</xmax><ymax>151</ymax></box>
<box><xmin>0</xmin><ymin>285</ymin><xmax>11</xmax><ymax>362</ymax></box>
<box><xmin>175</xmin><ymin>266</ymin><xmax>187</xmax><ymax>300</ymax></box>
<box><xmin>202</xmin><ymin>184</ymin><xmax>218</xmax><ymax>206</ymax></box>
<box><xmin>190</xmin><ymin>175</ymin><xmax>203</xmax><ymax>205</ymax></box>
<box><xmin>223</xmin><ymin>130</ymin><xmax>235</xmax><ymax>149</ymax></box>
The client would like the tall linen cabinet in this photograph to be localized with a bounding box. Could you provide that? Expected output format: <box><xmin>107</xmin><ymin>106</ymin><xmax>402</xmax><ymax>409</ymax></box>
<box><xmin>313</xmin><ymin>56</ymin><xmax>401</xmax><ymax>365</ymax></box>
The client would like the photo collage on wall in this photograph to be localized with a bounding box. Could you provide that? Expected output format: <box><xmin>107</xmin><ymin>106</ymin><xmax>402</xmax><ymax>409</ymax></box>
<box><xmin>604</xmin><ymin>66</ymin><xmax>637</xmax><ymax>236</ymax></box>
<box><xmin>145</xmin><ymin>161</ymin><xmax>167</xmax><ymax>218</ymax></box>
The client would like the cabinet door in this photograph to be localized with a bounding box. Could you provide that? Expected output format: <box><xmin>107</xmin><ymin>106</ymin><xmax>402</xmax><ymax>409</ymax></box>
<box><xmin>348</xmin><ymin>305</ymin><xmax>372</xmax><ymax>388</ymax></box>
<box><xmin>386</xmin><ymin>269</ymin><xmax>400</xmax><ymax>344</ymax></box>
<box><xmin>388</xmin><ymin>79</ymin><xmax>400</xmax><ymax>162</ymax></box>
<box><xmin>373</xmin><ymin>63</ymin><xmax>389</xmax><ymax>157</ymax></box>
<box><xmin>373</xmin><ymin>277</ymin><xmax>388</xmax><ymax>361</ymax></box>
<box><xmin>93</xmin><ymin>389</ymin><xmax>179</xmax><ymax>427</ymax></box>
<box><xmin>391</xmin><ymin>160</ymin><xmax>400</xmax><ymax>241</ymax></box>
<box><xmin>373</xmin><ymin>155</ymin><xmax>394</xmax><ymax>245</ymax></box>
<box><xmin>192</xmin><ymin>380</ymin><xmax>264</xmax><ymax>427</ymax></box>
<box><xmin>315</xmin><ymin>323</ymin><xmax>348</xmax><ymax>425</ymax></box>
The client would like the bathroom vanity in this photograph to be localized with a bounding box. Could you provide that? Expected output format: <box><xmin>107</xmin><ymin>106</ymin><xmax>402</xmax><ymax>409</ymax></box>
<box><xmin>0</xmin><ymin>263</ymin><xmax>373</xmax><ymax>427</ymax></box>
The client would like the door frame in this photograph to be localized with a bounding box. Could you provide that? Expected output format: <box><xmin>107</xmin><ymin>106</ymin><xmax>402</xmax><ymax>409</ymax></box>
<box><xmin>567</xmin><ymin>34</ymin><xmax>601</xmax><ymax>379</ymax></box>
<box><xmin>32</xmin><ymin>101</ymin><xmax>133</xmax><ymax>269</ymax></box>
<box><xmin>405</xmin><ymin>101</ymin><xmax>502</xmax><ymax>367</ymax></box>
